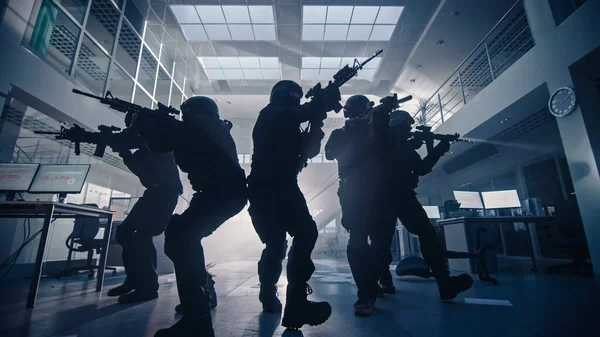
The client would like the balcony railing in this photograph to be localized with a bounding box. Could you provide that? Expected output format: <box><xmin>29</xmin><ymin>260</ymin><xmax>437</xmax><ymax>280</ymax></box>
<box><xmin>416</xmin><ymin>0</ymin><xmax>535</xmax><ymax>130</ymax></box>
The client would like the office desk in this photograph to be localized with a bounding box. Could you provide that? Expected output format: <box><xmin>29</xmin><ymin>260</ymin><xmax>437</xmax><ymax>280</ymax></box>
<box><xmin>0</xmin><ymin>201</ymin><xmax>114</xmax><ymax>308</ymax></box>
<box><xmin>437</xmin><ymin>216</ymin><xmax>554</xmax><ymax>273</ymax></box>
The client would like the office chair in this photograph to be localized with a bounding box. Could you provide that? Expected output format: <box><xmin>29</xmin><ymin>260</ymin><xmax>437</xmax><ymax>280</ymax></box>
<box><xmin>543</xmin><ymin>198</ymin><xmax>593</xmax><ymax>277</ymax></box>
<box><xmin>58</xmin><ymin>204</ymin><xmax>117</xmax><ymax>279</ymax></box>
<box><xmin>396</xmin><ymin>227</ymin><xmax>499</xmax><ymax>285</ymax></box>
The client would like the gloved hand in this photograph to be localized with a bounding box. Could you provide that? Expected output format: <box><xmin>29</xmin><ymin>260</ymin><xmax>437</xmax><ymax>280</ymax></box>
<box><xmin>434</xmin><ymin>140</ymin><xmax>451</xmax><ymax>154</ymax></box>
<box><xmin>315</xmin><ymin>84</ymin><xmax>342</xmax><ymax>112</ymax></box>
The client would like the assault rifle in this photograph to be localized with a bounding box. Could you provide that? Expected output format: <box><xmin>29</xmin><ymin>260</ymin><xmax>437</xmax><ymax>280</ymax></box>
<box><xmin>410</xmin><ymin>125</ymin><xmax>474</xmax><ymax>152</ymax></box>
<box><xmin>73</xmin><ymin>89</ymin><xmax>179</xmax><ymax>118</ymax></box>
<box><xmin>35</xmin><ymin>124</ymin><xmax>122</xmax><ymax>157</ymax></box>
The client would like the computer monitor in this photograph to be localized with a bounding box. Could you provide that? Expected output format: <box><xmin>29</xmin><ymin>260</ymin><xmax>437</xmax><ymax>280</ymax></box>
<box><xmin>423</xmin><ymin>206</ymin><xmax>441</xmax><ymax>219</ymax></box>
<box><xmin>453</xmin><ymin>191</ymin><xmax>484</xmax><ymax>209</ymax></box>
<box><xmin>28</xmin><ymin>164</ymin><xmax>90</xmax><ymax>194</ymax></box>
<box><xmin>0</xmin><ymin>163</ymin><xmax>40</xmax><ymax>192</ymax></box>
<box><xmin>481</xmin><ymin>190</ymin><xmax>521</xmax><ymax>209</ymax></box>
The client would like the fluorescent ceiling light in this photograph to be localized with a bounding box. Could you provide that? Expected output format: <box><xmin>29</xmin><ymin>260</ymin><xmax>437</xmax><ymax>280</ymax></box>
<box><xmin>259</xmin><ymin>57</ymin><xmax>279</xmax><ymax>68</ymax></box>
<box><xmin>171</xmin><ymin>6</ymin><xmax>201</xmax><ymax>24</ymax></box>
<box><xmin>319</xmin><ymin>69</ymin><xmax>338</xmax><ymax>80</ymax></box>
<box><xmin>302</xmin><ymin>57</ymin><xmax>321</xmax><ymax>68</ymax></box>
<box><xmin>375</xmin><ymin>6</ymin><xmax>404</xmax><ymax>24</ymax></box>
<box><xmin>196</xmin><ymin>6</ymin><xmax>226</xmax><ymax>24</ymax></box>
<box><xmin>320</xmin><ymin>57</ymin><xmax>342</xmax><ymax>68</ymax></box>
<box><xmin>302</xmin><ymin>25</ymin><xmax>324</xmax><ymax>41</ymax></box>
<box><xmin>324</xmin><ymin>24</ymin><xmax>348</xmax><ymax>40</ymax></box>
<box><xmin>261</xmin><ymin>69</ymin><xmax>280</xmax><ymax>80</ymax></box>
<box><xmin>351</xmin><ymin>6</ymin><xmax>379</xmax><ymax>24</ymax></box>
<box><xmin>253</xmin><ymin>25</ymin><xmax>276</xmax><ymax>41</ymax></box>
<box><xmin>301</xmin><ymin>69</ymin><xmax>320</xmax><ymax>80</ymax></box>
<box><xmin>346</xmin><ymin>25</ymin><xmax>372</xmax><ymax>40</ymax></box>
<box><xmin>242</xmin><ymin>69</ymin><xmax>263</xmax><ymax>79</ymax></box>
<box><xmin>223</xmin><ymin>68</ymin><xmax>244</xmax><ymax>80</ymax></box>
<box><xmin>249</xmin><ymin>6</ymin><xmax>274</xmax><ymax>24</ymax></box>
<box><xmin>204</xmin><ymin>24</ymin><xmax>231</xmax><ymax>40</ymax></box>
<box><xmin>303</xmin><ymin>6</ymin><xmax>327</xmax><ymax>24</ymax></box>
<box><xmin>217</xmin><ymin>57</ymin><xmax>241</xmax><ymax>68</ymax></box>
<box><xmin>222</xmin><ymin>5</ymin><xmax>250</xmax><ymax>23</ymax></box>
<box><xmin>205</xmin><ymin>69</ymin><xmax>225</xmax><ymax>79</ymax></box>
<box><xmin>228</xmin><ymin>24</ymin><xmax>254</xmax><ymax>40</ymax></box>
<box><xmin>326</xmin><ymin>6</ymin><xmax>353</xmax><ymax>24</ymax></box>
<box><xmin>370</xmin><ymin>25</ymin><xmax>395</xmax><ymax>41</ymax></box>
<box><xmin>181</xmin><ymin>25</ymin><xmax>208</xmax><ymax>40</ymax></box>
<box><xmin>238</xmin><ymin>57</ymin><xmax>260</xmax><ymax>68</ymax></box>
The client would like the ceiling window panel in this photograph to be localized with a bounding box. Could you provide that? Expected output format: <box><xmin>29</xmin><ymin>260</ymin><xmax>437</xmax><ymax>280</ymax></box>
<box><xmin>229</xmin><ymin>24</ymin><xmax>254</xmax><ymax>40</ymax></box>
<box><xmin>370</xmin><ymin>24</ymin><xmax>395</xmax><ymax>41</ymax></box>
<box><xmin>319</xmin><ymin>69</ymin><xmax>337</xmax><ymax>80</ymax></box>
<box><xmin>324</xmin><ymin>24</ymin><xmax>348</xmax><ymax>41</ymax></box>
<box><xmin>253</xmin><ymin>25</ymin><xmax>276</xmax><ymax>41</ymax></box>
<box><xmin>181</xmin><ymin>25</ymin><xmax>208</xmax><ymax>41</ymax></box>
<box><xmin>223</xmin><ymin>68</ymin><xmax>244</xmax><ymax>80</ymax></box>
<box><xmin>326</xmin><ymin>6</ymin><xmax>353</xmax><ymax>24</ymax></box>
<box><xmin>302</xmin><ymin>24</ymin><xmax>325</xmax><ymax>41</ymax></box>
<box><xmin>242</xmin><ymin>69</ymin><xmax>263</xmax><ymax>79</ymax></box>
<box><xmin>347</xmin><ymin>25</ymin><xmax>373</xmax><ymax>41</ymax></box>
<box><xmin>362</xmin><ymin>57</ymin><xmax>381</xmax><ymax>69</ymax></box>
<box><xmin>198</xmin><ymin>56</ymin><xmax>220</xmax><ymax>68</ymax></box>
<box><xmin>217</xmin><ymin>57</ymin><xmax>241</xmax><ymax>68</ymax></box>
<box><xmin>222</xmin><ymin>6</ymin><xmax>250</xmax><ymax>23</ymax></box>
<box><xmin>249</xmin><ymin>6</ymin><xmax>274</xmax><ymax>24</ymax></box>
<box><xmin>351</xmin><ymin>6</ymin><xmax>379</xmax><ymax>24</ymax></box>
<box><xmin>320</xmin><ymin>57</ymin><xmax>342</xmax><ymax>68</ymax></box>
<box><xmin>302</xmin><ymin>57</ymin><xmax>321</xmax><ymax>68</ymax></box>
<box><xmin>375</xmin><ymin>6</ymin><xmax>404</xmax><ymax>24</ymax></box>
<box><xmin>196</xmin><ymin>6</ymin><xmax>226</xmax><ymax>24</ymax></box>
<box><xmin>303</xmin><ymin>6</ymin><xmax>327</xmax><ymax>24</ymax></box>
<box><xmin>205</xmin><ymin>68</ymin><xmax>225</xmax><ymax>79</ymax></box>
<box><xmin>356</xmin><ymin>68</ymin><xmax>376</xmax><ymax>80</ymax></box>
<box><xmin>301</xmin><ymin>69</ymin><xmax>320</xmax><ymax>80</ymax></box>
<box><xmin>259</xmin><ymin>57</ymin><xmax>279</xmax><ymax>68</ymax></box>
<box><xmin>170</xmin><ymin>5</ymin><xmax>200</xmax><ymax>24</ymax></box>
<box><xmin>238</xmin><ymin>57</ymin><xmax>260</xmax><ymax>68</ymax></box>
<box><xmin>261</xmin><ymin>69</ymin><xmax>280</xmax><ymax>80</ymax></box>
<box><xmin>204</xmin><ymin>24</ymin><xmax>231</xmax><ymax>40</ymax></box>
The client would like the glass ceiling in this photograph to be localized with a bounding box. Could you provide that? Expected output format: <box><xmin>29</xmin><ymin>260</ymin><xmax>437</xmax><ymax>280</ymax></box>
<box><xmin>301</xmin><ymin>57</ymin><xmax>381</xmax><ymax>81</ymax></box>
<box><xmin>198</xmin><ymin>56</ymin><xmax>281</xmax><ymax>80</ymax></box>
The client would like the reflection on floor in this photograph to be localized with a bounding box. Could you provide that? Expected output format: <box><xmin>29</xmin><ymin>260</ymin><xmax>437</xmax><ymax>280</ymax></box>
<box><xmin>0</xmin><ymin>257</ymin><xmax>598</xmax><ymax>337</ymax></box>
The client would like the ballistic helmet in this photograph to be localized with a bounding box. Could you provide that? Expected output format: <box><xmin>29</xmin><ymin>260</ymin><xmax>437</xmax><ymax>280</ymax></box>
<box><xmin>389</xmin><ymin>110</ymin><xmax>415</xmax><ymax>127</ymax></box>
<box><xmin>343</xmin><ymin>95</ymin><xmax>372</xmax><ymax>118</ymax></box>
<box><xmin>270</xmin><ymin>80</ymin><xmax>303</xmax><ymax>106</ymax></box>
<box><xmin>180</xmin><ymin>96</ymin><xmax>219</xmax><ymax>118</ymax></box>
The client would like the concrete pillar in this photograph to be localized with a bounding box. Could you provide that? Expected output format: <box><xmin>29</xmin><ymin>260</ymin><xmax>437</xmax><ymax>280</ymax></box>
<box><xmin>524</xmin><ymin>0</ymin><xmax>600</xmax><ymax>276</ymax></box>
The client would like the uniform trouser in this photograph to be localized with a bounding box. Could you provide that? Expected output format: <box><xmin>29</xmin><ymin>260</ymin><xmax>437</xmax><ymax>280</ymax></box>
<box><xmin>339</xmin><ymin>183</ymin><xmax>382</xmax><ymax>301</ymax></box>
<box><xmin>378</xmin><ymin>193</ymin><xmax>449</xmax><ymax>281</ymax></box>
<box><xmin>164</xmin><ymin>188</ymin><xmax>247</xmax><ymax>317</ymax></box>
<box><xmin>248</xmin><ymin>181</ymin><xmax>318</xmax><ymax>297</ymax></box>
<box><xmin>116</xmin><ymin>188</ymin><xmax>180</xmax><ymax>293</ymax></box>
<box><xmin>370</xmin><ymin>220</ymin><xmax>396</xmax><ymax>287</ymax></box>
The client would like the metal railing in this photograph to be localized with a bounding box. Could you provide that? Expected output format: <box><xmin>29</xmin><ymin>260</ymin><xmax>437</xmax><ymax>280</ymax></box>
<box><xmin>417</xmin><ymin>0</ymin><xmax>535</xmax><ymax>130</ymax></box>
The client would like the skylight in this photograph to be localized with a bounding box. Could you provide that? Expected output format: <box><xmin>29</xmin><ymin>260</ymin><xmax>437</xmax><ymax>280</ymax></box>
<box><xmin>302</xmin><ymin>6</ymin><xmax>403</xmax><ymax>41</ymax></box>
<box><xmin>170</xmin><ymin>5</ymin><xmax>276</xmax><ymax>41</ymax></box>
<box><xmin>199</xmin><ymin>57</ymin><xmax>281</xmax><ymax>80</ymax></box>
<box><xmin>301</xmin><ymin>56</ymin><xmax>381</xmax><ymax>81</ymax></box>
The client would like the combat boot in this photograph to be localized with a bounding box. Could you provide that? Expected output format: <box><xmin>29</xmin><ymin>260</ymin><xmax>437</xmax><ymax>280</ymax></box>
<box><xmin>438</xmin><ymin>273</ymin><xmax>473</xmax><ymax>301</ymax></box>
<box><xmin>281</xmin><ymin>284</ymin><xmax>331</xmax><ymax>330</ymax></box>
<box><xmin>107</xmin><ymin>283</ymin><xmax>134</xmax><ymax>297</ymax></box>
<box><xmin>175</xmin><ymin>281</ymin><xmax>218</xmax><ymax>314</ymax></box>
<box><xmin>353</xmin><ymin>297</ymin><xmax>376</xmax><ymax>316</ymax></box>
<box><xmin>259</xmin><ymin>284</ymin><xmax>282</xmax><ymax>313</ymax></box>
<box><xmin>154</xmin><ymin>316</ymin><xmax>214</xmax><ymax>337</ymax></box>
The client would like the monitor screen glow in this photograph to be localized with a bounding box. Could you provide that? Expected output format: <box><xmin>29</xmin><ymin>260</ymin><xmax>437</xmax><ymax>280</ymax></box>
<box><xmin>453</xmin><ymin>191</ymin><xmax>484</xmax><ymax>209</ymax></box>
<box><xmin>0</xmin><ymin>164</ymin><xmax>40</xmax><ymax>192</ymax></box>
<box><xmin>481</xmin><ymin>190</ymin><xmax>521</xmax><ymax>209</ymax></box>
<box><xmin>28</xmin><ymin>164</ymin><xmax>90</xmax><ymax>194</ymax></box>
<box><xmin>423</xmin><ymin>206</ymin><xmax>441</xmax><ymax>219</ymax></box>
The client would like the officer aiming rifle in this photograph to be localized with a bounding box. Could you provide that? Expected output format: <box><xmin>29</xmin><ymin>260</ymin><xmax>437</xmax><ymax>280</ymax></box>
<box><xmin>298</xmin><ymin>48</ymin><xmax>384</xmax><ymax>171</ymax></box>
<box><xmin>410</xmin><ymin>125</ymin><xmax>474</xmax><ymax>152</ymax></box>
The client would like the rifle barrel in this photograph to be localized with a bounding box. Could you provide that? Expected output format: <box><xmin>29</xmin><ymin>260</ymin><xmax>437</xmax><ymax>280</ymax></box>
<box><xmin>73</xmin><ymin>89</ymin><xmax>103</xmax><ymax>100</ymax></box>
<box><xmin>359</xmin><ymin>49</ymin><xmax>383</xmax><ymax>69</ymax></box>
<box><xmin>34</xmin><ymin>131</ymin><xmax>61</xmax><ymax>135</ymax></box>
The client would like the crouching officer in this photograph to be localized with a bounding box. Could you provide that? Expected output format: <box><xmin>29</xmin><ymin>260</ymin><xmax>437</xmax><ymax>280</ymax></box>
<box><xmin>248</xmin><ymin>80</ymin><xmax>340</xmax><ymax>330</ymax></box>
<box><xmin>136</xmin><ymin>96</ymin><xmax>247</xmax><ymax>337</ymax></box>
<box><xmin>380</xmin><ymin>110</ymin><xmax>473</xmax><ymax>301</ymax></box>
<box><xmin>107</xmin><ymin>116</ymin><xmax>182</xmax><ymax>304</ymax></box>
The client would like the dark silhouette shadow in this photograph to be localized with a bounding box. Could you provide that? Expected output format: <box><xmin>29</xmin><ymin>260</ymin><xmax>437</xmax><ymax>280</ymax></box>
<box><xmin>243</xmin><ymin>312</ymin><xmax>282</xmax><ymax>337</ymax></box>
<box><xmin>282</xmin><ymin>328</ymin><xmax>305</xmax><ymax>337</ymax></box>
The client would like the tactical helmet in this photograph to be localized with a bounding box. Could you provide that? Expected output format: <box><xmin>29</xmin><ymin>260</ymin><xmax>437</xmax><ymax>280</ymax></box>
<box><xmin>389</xmin><ymin>110</ymin><xmax>415</xmax><ymax>127</ymax></box>
<box><xmin>343</xmin><ymin>95</ymin><xmax>372</xmax><ymax>118</ymax></box>
<box><xmin>180</xmin><ymin>96</ymin><xmax>219</xmax><ymax>118</ymax></box>
<box><xmin>270</xmin><ymin>80</ymin><xmax>303</xmax><ymax>106</ymax></box>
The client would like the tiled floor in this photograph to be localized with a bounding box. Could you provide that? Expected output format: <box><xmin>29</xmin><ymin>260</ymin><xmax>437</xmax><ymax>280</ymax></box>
<box><xmin>1</xmin><ymin>257</ymin><xmax>598</xmax><ymax>337</ymax></box>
